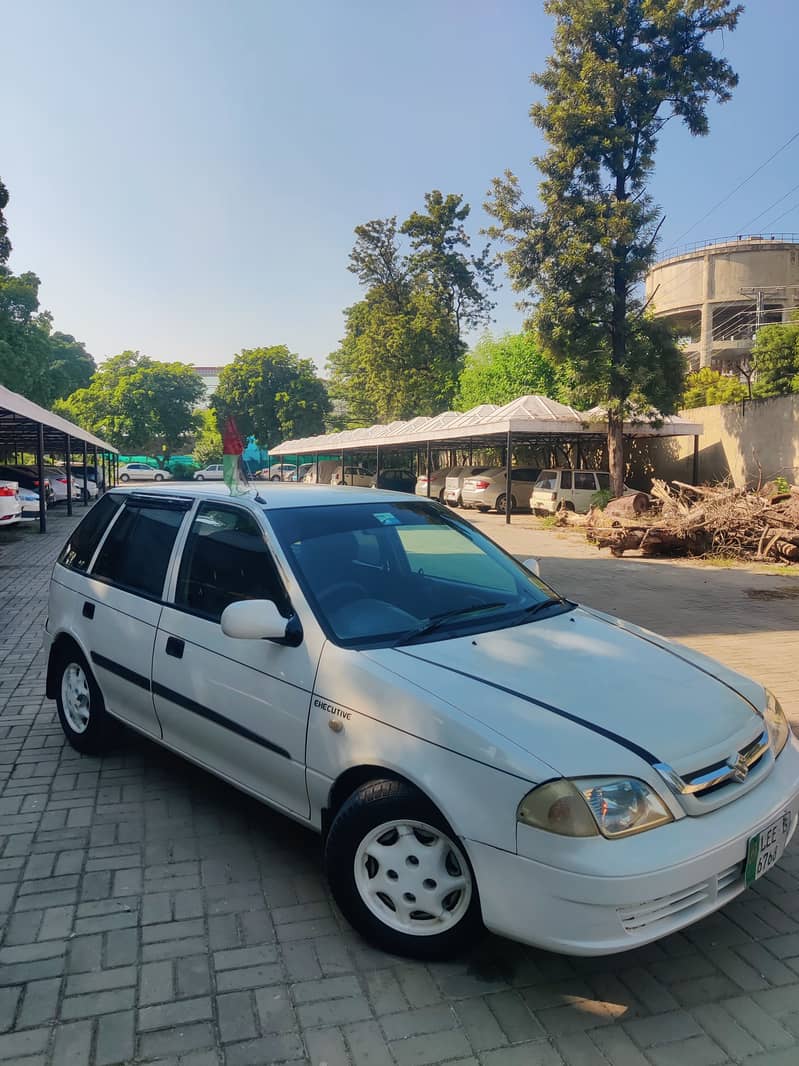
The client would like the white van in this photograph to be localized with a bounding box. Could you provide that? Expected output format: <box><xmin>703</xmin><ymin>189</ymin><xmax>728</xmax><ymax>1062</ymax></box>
<box><xmin>530</xmin><ymin>469</ymin><xmax>614</xmax><ymax>514</ymax></box>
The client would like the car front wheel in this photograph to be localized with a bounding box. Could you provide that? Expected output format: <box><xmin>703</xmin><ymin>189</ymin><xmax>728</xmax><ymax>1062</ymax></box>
<box><xmin>195</xmin><ymin>474</ymin><xmax>204</xmax><ymax>480</ymax></box>
<box><xmin>325</xmin><ymin>779</ymin><xmax>481</xmax><ymax>959</ymax></box>
<box><xmin>154</xmin><ymin>473</ymin><xmax>164</xmax><ymax>481</ymax></box>
<box><xmin>119</xmin><ymin>473</ymin><xmax>129</xmax><ymax>482</ymax></box>
<box><xmin>55</xmin><ymin>648</ymin><xmax>118</xmax><ymax>755</ymax></box>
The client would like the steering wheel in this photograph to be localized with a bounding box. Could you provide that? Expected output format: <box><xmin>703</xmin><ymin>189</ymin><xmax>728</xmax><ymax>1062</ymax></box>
<box><xmin>317</xmin><ymin>582</ymin><xmax>369</xmax><ymax>607</ymax></box>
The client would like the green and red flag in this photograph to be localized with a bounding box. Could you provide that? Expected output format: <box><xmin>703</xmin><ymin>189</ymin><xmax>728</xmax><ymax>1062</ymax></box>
<box><xmin>222</xmin><ymin>417</ymin><xmax>249</xmax><ymax>496</ymax></box>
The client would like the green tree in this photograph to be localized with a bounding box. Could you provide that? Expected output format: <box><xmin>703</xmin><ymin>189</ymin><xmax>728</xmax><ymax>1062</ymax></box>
<box><xmin>329</xmin><ymin>289</ymin><xmax>462</xmax><ymax>424</ymax></box>
<box><xmin>401</xmin><ymin>190</ymin><xmax>496</xmax><ymax>335</ymax></box>
<box><xmin>211</xmin><ymin>345</ymin><xmax>329</xmax><ymax>449</ymax></box>
<box><xmin>57</xmin><ymin>351</ymin><xmax>205</xmax><ymax>455</ymax></box>
<box><xmin>192</xmin><ymin>408</ymin><xmax>224</xmax><ymax>466</ymax></box>
<box><xmin>0</xmin><ymin>177</ymin><xmax>10</xmax><ymax>265</ymax></box>
<box><xmin>0</xmin><ymin>270</ymin><xmax>50</xmax><ymax>401</ymax></box>
<box><xmin>682</xmin><ymin>367</ymin><xmax>748</xmax><ymax>409</ymax></box>
<box><xmin>456</xmin><ymin>332</ymin><xmax>559</xmax><ymax>409</ymax></box>
<box><xmin>330</xmin><ymin>190</ymin><xmax>494</xmax><ymax>422</ymax></box>
<box><xmin>485</xmin><ymin>0</ymin><xmax>741</xmax><ymax>494</ymax></box>
<box><xmin>751</xmin><ymin>322</ymin><xmax>799</xmax><ymax>398</ymax></box>
<box><xmin>43</xmin><ymin>326</ymin><xmax>96</xmax><ymax>401</ymax></box>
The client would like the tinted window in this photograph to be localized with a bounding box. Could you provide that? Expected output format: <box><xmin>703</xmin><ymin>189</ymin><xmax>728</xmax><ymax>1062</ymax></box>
<box><xmin>596</xmin><ymin>473</ymin><xmax>610</xmax><ymax>490</ymax></box>
<box><xmin>58</xmin><ymin>494</ymin><xmax>123</xmax><ymax>572</ymax></box>
<box><xmin>176</xmin><ymin>503</ymin><xmax>289</xmax><ymax>622</ymax></box>
<box><xmin>560</xmin><ymin>470</ymin><xmax>572</xmax><ymax>489</ymax></box>
<box><xmin>575</xmin><ymin>472</ymin><xmax>597</xmax><ymax>491</ymax></box>
<box><xmin>92</xmin><ymin>502</ymin><xmax>185</xmax><ymax>597</ymax></box>
<box><xmin>535</xmin><ymin>471</ymin><xmax>557</xmax><ymax>490</ymax></box>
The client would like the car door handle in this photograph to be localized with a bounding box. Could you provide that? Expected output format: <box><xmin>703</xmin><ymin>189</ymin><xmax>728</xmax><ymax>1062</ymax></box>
<box><xmin>165</xmin><ymin>636</ymin><xmax>184</xmax><ymax>659</ymax></box>
<box><xmin>82</xmin><ymin>602</ymin><xmax>95</xmax><ymax>619</ymax></box>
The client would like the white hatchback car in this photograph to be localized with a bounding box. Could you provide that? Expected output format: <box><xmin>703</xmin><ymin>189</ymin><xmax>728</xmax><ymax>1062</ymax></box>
<box><xmin>45</xmin><ymin>485</ymin><xmax>799</xmax><ymax>959</ymax></box>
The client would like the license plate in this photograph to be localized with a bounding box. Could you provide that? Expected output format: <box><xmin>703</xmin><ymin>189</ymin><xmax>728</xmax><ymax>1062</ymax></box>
<box><xmin>745</xmin><ymin>810</ymin><xmax>793</xmax><ymax>886</ymax></box>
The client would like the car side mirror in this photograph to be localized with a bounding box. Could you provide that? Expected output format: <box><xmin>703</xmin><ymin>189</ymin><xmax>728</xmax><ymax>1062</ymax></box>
<box><xmin>523</xmin><ymin>557</ymin><xmax>541</xmax><ymax>578</ymax></box>
<box><xmin>221</xmin><ymin>599</ymin><xmax>290</xmax><ymax>641</ymax></box>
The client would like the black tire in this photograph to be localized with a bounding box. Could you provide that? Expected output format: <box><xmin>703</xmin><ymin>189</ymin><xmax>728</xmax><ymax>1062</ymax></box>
<box><xmin>270</xmin><ymin>475</ymin><xmax>282</xmax><ymax>481</ymax></box>
<box><xmin>154</xmin><ymin>473</ymin><xmax>164</xmax><ymax>482</ymax></box>
<box><xmin>195</xmin><ymin>474</ymin><xmax>204</xmax><ymax>481</ymax></box>
<box><xmin>325</xmin><ymin>779</ymin><xmax>482</xmax><ymax>960</ymax></box>
<box><xmin>557</xmin><ymin>500</ymin><xmax>575</xmax><ymax>512</ymax></box>
<box><xmin>495</xmin><ymin>494</ymin><xmax>516</xmax><ymax>513</ymax></box>
<box><xmin>54</xmin><ymin>645</ymin><xmax>119</xmax><ymax>755</ymax></box>
<box><xmin>119</xmin><ymin>473</ymin><xmax>130</xmax><ymax>482</ymax></box>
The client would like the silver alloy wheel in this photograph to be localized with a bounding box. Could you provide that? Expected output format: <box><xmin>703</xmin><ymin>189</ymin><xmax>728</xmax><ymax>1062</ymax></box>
<box><xmin>61</xmin><ymin>663</ymin><xmax>91</xmax><ymax>734</ymax></box>
<box><xmin>353</xmin><ymin>819</ymin><xmax>472</xmax><ymax>936</ymax></box>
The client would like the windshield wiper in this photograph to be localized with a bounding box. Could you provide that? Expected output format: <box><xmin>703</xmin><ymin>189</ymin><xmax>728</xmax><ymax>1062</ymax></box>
<box><xmin>518</xmin><ymin>595</ymin><xmax>568</xmax><ymax>619</ymax></box>
<box><xmin>398</xmin><ymin>602</ymin><xmax>508</xmax><ymax>644</ymax></box>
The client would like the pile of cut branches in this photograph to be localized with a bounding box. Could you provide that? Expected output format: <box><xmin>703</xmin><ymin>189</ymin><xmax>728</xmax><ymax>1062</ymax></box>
<box><xmin>557</xmin><ymin>480</ymin><xmax>799</xmax><ymax>562</ymax></box>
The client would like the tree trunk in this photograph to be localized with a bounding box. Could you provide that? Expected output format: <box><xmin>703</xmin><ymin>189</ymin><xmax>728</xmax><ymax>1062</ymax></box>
<box><xmin>607</xmin><ymin>411</ymin><xmax>625</xmax><ymax>498</ymax></box>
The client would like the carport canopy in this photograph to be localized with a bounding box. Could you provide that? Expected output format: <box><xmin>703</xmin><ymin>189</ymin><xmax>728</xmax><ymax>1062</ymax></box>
<box><xmin>0</xmin><ymin>383</ymin><xmax>118</xmax><ymax>532</ymax></box>
<box><xmin>268</xmin><ymin>394</ymin><xmax>703</xmax><ymax>523</ymax></box>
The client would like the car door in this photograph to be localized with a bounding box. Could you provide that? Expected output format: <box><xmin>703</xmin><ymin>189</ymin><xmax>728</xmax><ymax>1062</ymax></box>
<box><xmin>152</xmin><ymin>500</ymin><xmax>319</xmax><ymax>817</ymax></box>
<box><xmin>83</xmin><ymin>494</ymin><xmax>191</xmax><ymax>737</ymax></box>
<box><xmin>573</xmin><ymin>471</ymin><xmax>598</xmax><ymax>512</ymax></box>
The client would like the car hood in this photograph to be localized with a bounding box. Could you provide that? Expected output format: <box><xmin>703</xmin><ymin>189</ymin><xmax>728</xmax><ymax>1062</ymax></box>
<box><xmin>365</xmin><ymin>606</ymin><xmax>764</xmax><ymax>777</ymax></box>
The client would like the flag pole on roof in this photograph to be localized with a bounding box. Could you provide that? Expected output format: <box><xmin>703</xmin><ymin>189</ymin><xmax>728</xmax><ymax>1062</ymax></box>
<box><xmin>222</xmin><ymin>417</ymin><xmax>249</xmax><ymax>496</ymax></box>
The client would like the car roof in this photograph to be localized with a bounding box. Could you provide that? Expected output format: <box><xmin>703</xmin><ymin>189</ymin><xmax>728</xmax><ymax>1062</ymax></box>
<box><xmin>107</xmin><ymin>482</ymin><xmax>416</xmax><ymax>510</ymax></box>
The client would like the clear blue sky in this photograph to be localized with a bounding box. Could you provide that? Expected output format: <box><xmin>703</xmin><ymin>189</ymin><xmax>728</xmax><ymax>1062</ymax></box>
<box><xmin>3</xmin><ymin>0</ymin><xmax>797</xmax><ymax>372</ymax></box>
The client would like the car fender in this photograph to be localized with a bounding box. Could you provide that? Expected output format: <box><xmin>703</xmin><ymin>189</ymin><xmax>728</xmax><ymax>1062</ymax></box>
<box><xmin>44</xmin><ymin>570</ymin><xmax>96</xmax><ymax>698</ymax></box>
<box><xmin>306</xmin><ymin>643</ymin><xmax>546</xmax><ymax>851</ymax></box>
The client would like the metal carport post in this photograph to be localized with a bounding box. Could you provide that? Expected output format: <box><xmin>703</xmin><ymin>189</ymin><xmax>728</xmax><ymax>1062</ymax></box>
<box><xmin>82</xmin><ymin>440</ymin><xmax>89</xmax><ymax>505</ymax></box>
<box><xmin>36</xmin><ymin>422</ymin><xmax>46</xmax><ymax>534</ymax></box>
<box><xmin>64</xmin><ymin>433</ymin><xmax>73</xmax><ymax>517</ymax></box>
<box><xmin>425</xmin><ymin>441</ymin><xmax>431</xmax><ymax>497</ymax></box>
<box><xmin>505</xmin><ymin>428</ymin><xmax>513</xmax><ymax>525</ymax></box>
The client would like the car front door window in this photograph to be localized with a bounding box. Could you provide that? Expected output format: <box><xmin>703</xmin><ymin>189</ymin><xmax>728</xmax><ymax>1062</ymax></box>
<box><xmin>175</xmin><ymin>503</ymin><xmax>290</xmax><ymax>621</ymax></box>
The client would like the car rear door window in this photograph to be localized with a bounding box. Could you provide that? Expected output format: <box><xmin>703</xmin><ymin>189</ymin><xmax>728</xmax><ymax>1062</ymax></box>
<box><xmin>58</xmin><ymin>494</ymin><xmax>124</xmax><ymax>572</ymax></box>
<box><xmin>91</xmin><ymin>500</ymin><xmax>187</xmax><ymax>598</ymax></box>
<box><xmin>560</xmin><ymin>470</ymin><xmax>572</xmax><ymax>489</ymax></box>
<box><xmin>574</xmin><ymin>472</ymin><xmax>597</xmax><ymax>491</ymax></box>
<box><xmin>175</xmin><ymin>503</ymin><xmax>289</xmax><ymax>622</ymax></box>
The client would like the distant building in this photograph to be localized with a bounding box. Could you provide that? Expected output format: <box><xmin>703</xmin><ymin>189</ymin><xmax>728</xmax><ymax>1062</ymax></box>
<box><xmin>193</xmin><ymin>366</ymin><xmax>224</xmax><ymax>403</ymax></box>
<box><xmin>645</xmin><ymin>236</ymin><xmax>799</xmax><ymax>372</ymax></box>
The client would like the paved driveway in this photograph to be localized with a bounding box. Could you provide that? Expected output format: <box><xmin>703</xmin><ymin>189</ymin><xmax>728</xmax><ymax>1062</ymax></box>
<box><xmin>1</xmin><ymin>509</ymin><xmax>799</xmax><ymax>1066</ymax></box>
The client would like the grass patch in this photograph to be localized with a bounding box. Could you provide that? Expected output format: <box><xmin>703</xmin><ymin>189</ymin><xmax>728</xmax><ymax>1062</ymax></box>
<box><xmin>537</xmin><ymin>514</ymin><xmax>559</xmax><ymax>530</ymax></box>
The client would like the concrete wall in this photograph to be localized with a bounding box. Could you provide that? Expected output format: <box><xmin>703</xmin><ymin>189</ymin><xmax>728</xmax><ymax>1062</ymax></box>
<box><xmin>645</xmin><ymin>394</ymin><xmax>799</xmax><ymax>487</ymax></box>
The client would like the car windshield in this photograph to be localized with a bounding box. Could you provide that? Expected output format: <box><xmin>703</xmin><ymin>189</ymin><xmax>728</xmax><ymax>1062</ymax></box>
<box><xmin>267</xmin><ymin>501</ymin><xmax>569</xmax><ymax>648</ymax></box>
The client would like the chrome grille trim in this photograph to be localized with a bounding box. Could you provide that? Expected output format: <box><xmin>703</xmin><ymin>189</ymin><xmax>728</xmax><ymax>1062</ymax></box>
<box><xmin>655</xmin><ymin>730</ymin><xmax>770</xmax><ymax>798</ymax></box>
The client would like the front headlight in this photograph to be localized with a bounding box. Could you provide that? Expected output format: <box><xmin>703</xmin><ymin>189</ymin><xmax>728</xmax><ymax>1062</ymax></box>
<box><xmin>518</xmin><ymin>777</ymin><xmax>673</xmax><ymax>839</ymax></box>
<box><xmin>764</xmin><ymin>690</ymin><xmax>790</xmax><ymax>757</ymax></box>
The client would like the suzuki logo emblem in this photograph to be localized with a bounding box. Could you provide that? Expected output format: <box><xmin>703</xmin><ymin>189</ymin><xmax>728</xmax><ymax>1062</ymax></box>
<box><xmin>729</xmin><ymin>754</ymin><xmax>749</xmax><ymax>782</ymax></box>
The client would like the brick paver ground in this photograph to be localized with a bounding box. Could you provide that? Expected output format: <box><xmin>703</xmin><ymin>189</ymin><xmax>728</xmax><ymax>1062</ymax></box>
<box><xmin>1</xmin><ymin>507</ymin><xmax>799</xmax><ymax>1066</ymax></box>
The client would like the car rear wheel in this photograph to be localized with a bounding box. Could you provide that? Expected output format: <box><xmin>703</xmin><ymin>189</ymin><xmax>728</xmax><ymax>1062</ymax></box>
<box><xmin>557</xmin><ymin>500</ymin><xmax>575</xmax><ymax>512</ymax></box>
<box><xmin>119</xmin><ymin>473</ymin><xmax>129</xmax><ymax>482</ymax></box>
<box><xmin>325</xmin><ymin>779</ymin><xmax>481</xmax><ymax>959</ymax></box>
<box><xmin>154</xmin><ymin>473</ymin><xmax>164</xmax><ymax>481</ymax></box>
<box><xmin>55</xmin><ymin>648</ymin><xmax>119</xmax><ymax>755</ymax></box>
<box><xmin>195</xmin><ymin>474</ymin><xmax>204</xmax><ymax>480</ymax></box>
<box><xmin>495</xmin><ymin>494</ymin><xmax>516</xmax><ymax>513</ymax></box>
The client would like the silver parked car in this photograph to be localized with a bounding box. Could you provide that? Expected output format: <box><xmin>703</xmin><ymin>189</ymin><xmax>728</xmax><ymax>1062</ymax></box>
<box><xmin>414</xmin><ymin>467</ymin><xmax>454</xmax><ymax>502</ymax></box>
<box><xmin>443</xmin><ymin>466</ymin><xmax>488</xmax><ymax>507</ymax></box>
<box><xmin>461</xmin><ymin>467</ymin><xmax>541</xmax><ymax>513</ymax></box>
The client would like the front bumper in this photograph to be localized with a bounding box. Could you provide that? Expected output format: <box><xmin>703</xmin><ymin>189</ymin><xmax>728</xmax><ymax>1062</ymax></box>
<box><xmin>467</xmin><ymin>739</ymin><xmax>799</xmax><ymax>955</ymax></box>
